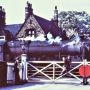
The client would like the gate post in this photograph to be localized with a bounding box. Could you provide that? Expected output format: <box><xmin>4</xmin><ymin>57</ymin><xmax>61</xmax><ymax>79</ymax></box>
<box><xmin>19</xmin><ymin>54</ymin><xmax>27</xmax><ymax>82</ymax></box>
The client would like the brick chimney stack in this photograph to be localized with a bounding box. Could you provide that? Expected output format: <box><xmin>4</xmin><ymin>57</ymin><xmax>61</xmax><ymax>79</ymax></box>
<box><xmin>25</xmin><ymin>1</ymin><xmax>33</xmax><ymax>19</ymax></box>
<box><xmin>53</xmin><ymin>6</ymin><xmax>58</xmax><ymax>26</ymax></box>
<box><xmin>0</xmin><ymin>6</ymin><xmax>6</xmax><ymax>29</ymax></box>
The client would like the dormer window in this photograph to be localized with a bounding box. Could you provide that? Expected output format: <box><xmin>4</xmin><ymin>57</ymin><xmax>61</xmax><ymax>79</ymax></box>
<box><xmin>32</xmin><ymin>31</ymin><xmax>34</xmax><ymax>34</ymax></box>
<box><xmin>28</xmin><ymin>31</ymin><xmax>31</xmax><ymax>34</ymax></box>
<box><xmin>25</xmin><ymin>28</ymin><xmax>36</xmax><ymax>37</ymax></box>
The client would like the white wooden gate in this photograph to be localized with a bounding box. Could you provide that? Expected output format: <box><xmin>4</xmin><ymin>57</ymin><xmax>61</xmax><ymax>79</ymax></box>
<box><xmin>27</xmin><ymin>60</ymin><xmax>90</xmax><ymax>83</ymax></box>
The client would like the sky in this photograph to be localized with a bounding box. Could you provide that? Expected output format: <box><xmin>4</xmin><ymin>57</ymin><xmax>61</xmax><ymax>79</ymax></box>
<box><xmin>0</xmin><ymin>0</ymin><xmax>90</xmax><ymax>24</ymax></box>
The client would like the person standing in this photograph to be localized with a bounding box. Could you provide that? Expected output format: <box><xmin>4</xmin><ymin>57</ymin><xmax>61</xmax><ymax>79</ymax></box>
<box><xmin>85</xmin><ymin>44</ymin><xmax>90</xmax><ymax>61</ymax></box>
<box><xmin>60</xmin><ymin>56</ymin><xmax>71</xmax><ymax>76</ymax></box>
<box><xmin>65</xmin><ymin>55</ymin><xmax>71</xmax><ymax>72</ymax></box>
<box><xmin>14</xmin><ymin>59</ymin><xmax>20</xmax><ymax>85</ymax></box>
<box><xmin>80</xmin><ymin>43</ymin><xmax>90</xmax><ymax>85</ymax></box>
<box><xmin>80</xmin><ymin>43</ymin><xmax>90</xmax><ymax>61</ymax></box>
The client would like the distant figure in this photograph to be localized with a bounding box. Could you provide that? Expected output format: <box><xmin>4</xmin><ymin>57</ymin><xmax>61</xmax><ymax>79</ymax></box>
<box><xmin>65</xmin><ymin>55</ymin><xmax>71</xmax><ymax>71</ymax></box>
<box><xmin>80</xmin><ymin>44</ymin><xmax>90</xmax><ymax>85</ymax></box>
<box><xmin>80</xmin><ymin>43</ymin><xmax>90</xmax><ymax>61</ymax></box>
<box><xmin>60</xmin><ymin>56</ymin><xmax>71</xmax><ymax>76</ymax></box>
<box><xmin>14</xmin><ymin>59</ymin><xmax>20</xmax><ymax>84</ymax></box>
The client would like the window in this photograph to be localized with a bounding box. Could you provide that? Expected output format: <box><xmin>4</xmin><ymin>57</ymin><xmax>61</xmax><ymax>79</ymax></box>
<box><xmin>25</xmin><ymin>28</ymin><xmax>36</xmax><ymax>37</ymax></box>
<box><xmin>0</xmin><ymin>36</ymin><xmax>5</xmax><ymax>41</ymax></box>
<box><xmin>28</xmin><ymin>31</ymin><xmax>31</xmax><ymax>34</ymax></box>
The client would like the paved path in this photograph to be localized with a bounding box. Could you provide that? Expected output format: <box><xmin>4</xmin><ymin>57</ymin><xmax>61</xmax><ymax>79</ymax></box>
<box><xmin>0</xmin><ymin>78</ymin><xmax>90</xmax><ymax>90</ymax></box>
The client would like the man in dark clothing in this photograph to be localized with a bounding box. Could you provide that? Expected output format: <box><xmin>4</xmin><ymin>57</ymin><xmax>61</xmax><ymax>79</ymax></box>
<box><xmin>60</xmin><ymin>56</ymin><xmax>71</xmax><ymax>76</ymax></box>
<box><xmin>65</xmin><ymin>55</ymin><xmax>71</xmax><ymax>72</ymax></box>
<box><xmin>14</xmin><ymin>59</ymin><xmax>20</xmax><ymax>85</ymax></box>
<box><xmin>85</xmin><ymin>45</ymin><xmax>90</xmax><ymax>61</ymax></box>
<box><xmin>80</xmin><ymin>43</ymin><xmax>90</xmax><ymax>61</ymax></box>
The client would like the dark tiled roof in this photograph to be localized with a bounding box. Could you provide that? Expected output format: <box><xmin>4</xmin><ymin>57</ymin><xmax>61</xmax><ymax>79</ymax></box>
<box><xmin>34</xmin><ymin>15</ymin><xmax>62</xmax><ymax>37</ymax></box>
<box><xmin>5</xmin><ymin>24</ymin><xmax>22</xmax><ymax>37</ymax></box>
<box><xmin>5</xmin><ymin>15</ymin><xmax>62</xmax><ymax>38</ymax></box>
<box><xmin>17</xmin><ymin>14</ymin><xmax>62</xmax><ymax>38</ymax></box>
<box><xmin>34</xmin><ymin>15</ymin><xmax>51</xmax><ymax>34</ymax></box>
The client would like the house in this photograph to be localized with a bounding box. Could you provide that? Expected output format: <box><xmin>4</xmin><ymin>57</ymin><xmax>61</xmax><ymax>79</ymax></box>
<box><xmin>4</xmin><ymin>2</ymin><xmax>63</xmax><ymax>41</ymax></box>
<box><xmin>0</xmin><ymin>2</ymin><xmax>64</xmax><ymax>61</ymax></box>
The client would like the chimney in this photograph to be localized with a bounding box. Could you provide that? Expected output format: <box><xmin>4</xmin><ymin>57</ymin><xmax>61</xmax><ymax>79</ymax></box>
<box><xmin>0</xmin><ymin>6</ymin><xmax>6</xmax><ymax>29</ymax></box>
<box><xmin>25</xmin><ymin>1</ymin><xmax>33</xmax><ymax>19</ymax></box>
<box><xmin>53</xmin><ymin>6</ymin><xmax>58</xmax><ymax>26</ymax></box>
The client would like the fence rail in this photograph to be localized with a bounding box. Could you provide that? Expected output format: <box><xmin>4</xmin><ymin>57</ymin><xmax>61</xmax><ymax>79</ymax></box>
<box><xmin>27</xmin><ymin>60</ymin><xmax>90</xmax><ymax>82</ymax></box>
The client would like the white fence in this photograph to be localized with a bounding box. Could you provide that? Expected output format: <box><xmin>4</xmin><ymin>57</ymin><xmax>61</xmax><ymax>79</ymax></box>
<box><xmin>27</xmin><ymin>60</ymin><xmax>90</xmax><ymax>83</ymax></box>
<box><xmin>7</xmin><ymin>60</ymin><xmax>90</xmax><ymax>83</ymax></box>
